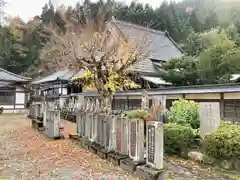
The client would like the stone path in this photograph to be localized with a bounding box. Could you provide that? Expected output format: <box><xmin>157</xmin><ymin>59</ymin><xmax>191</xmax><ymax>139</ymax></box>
<box><xmin>0</xmin><ymin>115</ymin><xmax>239</xmax><ymax>180</ymax></box>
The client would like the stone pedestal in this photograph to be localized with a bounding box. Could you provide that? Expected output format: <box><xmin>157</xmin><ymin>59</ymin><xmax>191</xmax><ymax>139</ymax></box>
<box><xmin>136</xmin><ymin>166</ymin><xmax>168</xmax><ymax>180</ymax></box>
<box><xmin>88</xmin><ymin>142</ymin><xmax>101</xmax><ymax>154</ymax></box>
<box><xmin>108</xmin><ymin>152</ymin><xmax>128</xmax><ymax>166</ymax></box>
<box><xmin>120</xmin><ymin>158</ymin><xmax>146</xmax><ymax>173</ymax></box>
<box><xmin>81</xmin><ymin>136</ymin><xmax>90</xmax><ymax>149</ymax></box>
<box><xmin>69</xmin><ymin>134</ymin><xmax>82</xmax><ymax>141</ymax></box>
<box><xmin>97</xmin><ymin>148</ymin><xmax>114</xmax><ymax>160</ymax></box>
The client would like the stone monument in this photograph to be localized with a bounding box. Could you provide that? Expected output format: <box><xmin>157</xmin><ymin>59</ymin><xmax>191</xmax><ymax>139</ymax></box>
<box><xmin>120</xmin><ymin>118</ymin><xmax>145</xmax><ymax>173</ymax></box>
<box><xmin>88</xmin><ymin>99</ymin><xmax>101</xmax><ymax>154</ymax></box>
<box><xmin>44</xmin><ymin>109</ymin><xmax>62</xmax><ymax>139</ymax></box>
<box><xmin>108</xmin><ymin>115</ymin><xmax>129</xmax><ymax>165</ymax></box>
<box><xmin>81</xmin><ymin>99</ymin><xmax>91</xmax><ymax>149</ymax></box>
<box><xmin>136</xmin><ymin>121</ymin><xmax>167</xmax><ymax>180</ymax></box>
<box><xmin>199</xmin><ymin>102</ymin><xmax>220</xmax><ymax>135</ymax></box>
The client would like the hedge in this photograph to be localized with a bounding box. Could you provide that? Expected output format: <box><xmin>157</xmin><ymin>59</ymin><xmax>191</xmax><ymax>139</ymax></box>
<box><xmin>164</xmin><ymin>123</ymin><xmax>197</xmax><ymax>155</ymax></box>
<box><xmin>202</xmin><ymin>122</ymin><xmax>240</xmax><ymax>160</ymax></box>
<box><xmin>168</xmin><ymin>99</ymin><xmax>200</xmax><ymax>129</ymax></box>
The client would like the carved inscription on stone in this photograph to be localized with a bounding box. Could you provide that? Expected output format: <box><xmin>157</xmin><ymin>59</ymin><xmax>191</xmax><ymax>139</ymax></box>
<box><xmin>82</xmin><ymin>112</ymin><xmax>86</xmax><ymax>136</ymax></box>
<box><xmin>100</xmin><ymin>115</ymin><xmax>105</xmax><ymax>146</ymax></box>
<box><xmin>147</xmin><ymin>125</ymin><xmax>155</xmax><ymax>164</ymax></box>
<box><xmin>97</xmin><ymin>114</ymin><xmax>101</xmax><ymax>143</ymax></box>
<box><xmin>116</xmin><ymin>118</ymin><xmax>122</xmax><ymax>152</ymax></box>
<box><xmin>200</xmin><ymin>102</ymin><xmax>220</xmax><ymax>134</ymax></box>
<box><xmin>105</xmin><ymin>116</ymin><xmax>110</xmax><ymax>148</ymax></box>
<box><xmin>130</xmin><ymin>121</ymin><xmax>136</xmax><ymax>157</ymax></box>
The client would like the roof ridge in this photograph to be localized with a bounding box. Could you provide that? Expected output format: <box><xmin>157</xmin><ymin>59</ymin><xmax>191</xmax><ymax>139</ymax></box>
<box><xmin>0</xmin><ymin>68</ymin><xmax>31</xmax><ymax>80</ymax></box>
<box><xmin>112</xmin><ymin>19</ymin><xmax>165</xmax><ymax>36</ymax></box>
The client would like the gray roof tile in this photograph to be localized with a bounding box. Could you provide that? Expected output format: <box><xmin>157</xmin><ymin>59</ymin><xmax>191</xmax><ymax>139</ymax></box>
<box><xmin>107</xmin><ymin>19</ymin><xmax>183</xmax><ymax>74</ymax></box>
<box><xmin>109</xmin><ymin>19</ymin><xmax>183</xmax><ymax>61</ymax></box>
<box><xmin>0</xmin><ymin>68</ymin><xmax>31</xmax><ymax>82</ymax></box>
<box><xmin>32</xmin><ymin>69</ymin><xmax>84</xmax><ymax>84</ymax></box>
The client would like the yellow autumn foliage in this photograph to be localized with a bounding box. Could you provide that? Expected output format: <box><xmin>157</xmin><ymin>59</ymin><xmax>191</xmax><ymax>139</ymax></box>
<box><xmin>72</xmin><ymin>69</ymin><xmax>139</xmax><ymax>94</ymax></box>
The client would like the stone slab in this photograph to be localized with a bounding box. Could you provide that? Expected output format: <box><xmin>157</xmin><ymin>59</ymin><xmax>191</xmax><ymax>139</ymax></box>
<box><xmin>37</xmin><ymin>127</ymin><xmax>45</xmax><ymax>132</ymax></box>
<box><xmin>42</xmin><ymin>132</ymin><xmax>64</xmax><ymax>140</ymax></box>
<box><xmin>120</xmin><ymin>158</ymin><xmax>146</xmax><ymax>173</ymax></box>
<box><xmin>69</xmin><ymin>134</ymin><xmax>82</xmax><ymax>141</ymax></box>
<box><xmin>81</xmin><ymin>137</ymin><xmax>90</xmax><ymax>149</ymax></box>
<box><xmin>96</xmin><ymin>148</ymin><xmax>114</xmax><ymax>160</ymax></box>
<box><xmin>107</xmin><ymin>152</ymin><xmax>128</xmax><ymax>166</ymax></box>
<box><xmin>135</xmin><ymin>165</ymin><xmax>168</xmax><ymax>180</ymax></box>
<box><xmin>88</xmin><ymin>142</ymin><xmax>101</xmax><ymax>154</ymax></box>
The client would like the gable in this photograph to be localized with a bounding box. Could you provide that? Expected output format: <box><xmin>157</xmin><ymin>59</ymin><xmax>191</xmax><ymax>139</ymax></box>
<box><xmin>0</xmin><ymin>68</ymin><xmax>31</xmax><ymax>82</ymax></box>
<box><xmin>107</xmin><ymin>19</ymin><xmax>183</xmax><ymax>62</ymax></box>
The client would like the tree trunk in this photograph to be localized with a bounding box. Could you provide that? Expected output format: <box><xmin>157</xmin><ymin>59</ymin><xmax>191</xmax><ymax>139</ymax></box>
<box><xmin>100</xmin><ymin>93</ymin><xmax>113</xmax><ymax>113</ymax></box>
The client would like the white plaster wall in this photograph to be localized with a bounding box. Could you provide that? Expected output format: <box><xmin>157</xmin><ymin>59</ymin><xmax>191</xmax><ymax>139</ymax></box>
<box><xmin>16</xmin><ymin>92</ymin><xmax>25</xmax><ymax>104</ymax></box>
<box><xmin>0</xmin><ymin>86</ymin><xmax>27</xmax><ymax>113</ymax></box>
<box><xmin>15</xmin><ymin>105</ymin><xmax>25</xmax><ymax>109</ymax></box>
<box><xmin>0</xmin><ymin>105</ymin><xmax>14</xmax><ymax>109</ymax></box>
<box><xmin>62</xmin><ymin>88</ymin><xmax>67</xmax><ymax>95</ymax></box>
<box><xmin>56</xmin><ymin>87</ymin><xmax>68</xmax><ymax>95</ymax></box>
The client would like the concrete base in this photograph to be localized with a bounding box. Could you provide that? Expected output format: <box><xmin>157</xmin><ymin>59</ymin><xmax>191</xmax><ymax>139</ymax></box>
<box><xmin>120</xmin><ymin>158</ymin><xmax>146</xmax><ymax>173</ymax></box>
<box><xmin>43</xmin><ymin>132</ymin><xmax>64</xmax><ymax>140</ymax></box>
<box><xmin>88</xmin><ymin>142</ymin><xmax>101</xmax><ymax>154</ymax></box>
<box><xmin>37</xmin><ymin>127</ymin><xmax>45</xmax><ymax>132</ymax></box>
<box><xmin>32</xmin><ymin>119</ymin><xmax>43</xmax><ymax>129</ymax></box>
<box><xmin>81</xmin><ymin>137</ymin><xmax>90</xmax><ymax>149</ymax></box>
<box><xmin>52</xmin><ymin>135</ymin><xmax>65</xmax><ymax>140</ymax></box>
<box><xmin>135</xmin><ymin>165</ymin><xmax>168</xmax><ymax>180</ymax></box>
<box><xmin>107</xmin><ymin>152</ymin><xmax>129</xmax><ymax>166</ymax></box>
<box><xmin>69</xmin><ymin>134</ymin><xmax>82</xmax><ymax>141</ymax></box>
<box><xmin>97</xmin><ymin>148</ymin><xmax>114</xmax><ymax>160</ymax></box>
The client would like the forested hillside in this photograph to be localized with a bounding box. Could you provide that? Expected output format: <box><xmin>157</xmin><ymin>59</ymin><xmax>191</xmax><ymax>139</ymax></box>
<box><xmin>1</xmin><ymin>0</ymin><xmax>240</xmax><ymax>85</ymax></box>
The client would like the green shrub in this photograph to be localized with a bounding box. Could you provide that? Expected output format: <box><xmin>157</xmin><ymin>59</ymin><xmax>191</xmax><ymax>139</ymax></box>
<box><xmin>168</xmin><ymin>99</ymin><xmax>200</xmax><ymax>129</ymax></box>
<box><xmin>125</xmin><ymin>109</ymin><xmax>149</xmax><ymax>119</ymax></box>
<box><xmin>202</xmin><ymin>123</ymin><xmax>240</xmax><ymax>159</ymax></box>
<box><xmin>164</xmin><ymin>123</ymin><xmax>197</xmax><ymax>155</ymax></box>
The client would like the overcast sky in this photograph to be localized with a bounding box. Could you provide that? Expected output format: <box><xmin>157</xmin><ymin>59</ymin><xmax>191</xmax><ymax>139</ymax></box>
<box><xmin>4</xmin><ymin>0</ymin><xmax>181</xmax><ymax>22</ymax></box>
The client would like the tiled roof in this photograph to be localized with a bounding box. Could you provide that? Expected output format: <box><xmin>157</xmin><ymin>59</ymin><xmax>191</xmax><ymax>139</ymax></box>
<box><xmin>0</xmin><ymin>68</ymin><xmax>31</xmax><ymax>82</ymax></box>
<box><xmin>31</xmin><ymin>69</ymin><xmax>84</xmax><ymax>84</ymax></box>
<box><xmin>0</xmin><ymin>81</ymin><xmax>12</xmax><ymax>87</ymax></box>
<box><xmin>107</xmin><ymin>19</ymin><xmax>183</xmax><ymax>74</ymax></box>
<box><xmin>140</xmin><ymin>76</ymin><xmax>171</xmax><ymax>85</ymax></box>
<box><xmin>108</xmin><ymin>19</ymin><xmax>183</xmax><ymax>61</ymax></box>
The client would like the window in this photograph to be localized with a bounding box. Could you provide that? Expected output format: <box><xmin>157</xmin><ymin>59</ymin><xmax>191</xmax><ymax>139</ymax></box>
<box><xmin>0</xmin><ymin>91</ymin><xmax>15</xmax><ymax>105</ymax></box>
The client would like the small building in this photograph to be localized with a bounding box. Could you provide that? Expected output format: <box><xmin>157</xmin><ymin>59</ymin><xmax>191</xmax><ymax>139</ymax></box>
<box><xmin>31</xmin><ymin>69</ymin><xmax>83</xmax><ymax>97</ymax></box>
<box><xmin>0</xmin><ymin>68</ymin><xmax>31</xmax><ymax>113</ymax></box>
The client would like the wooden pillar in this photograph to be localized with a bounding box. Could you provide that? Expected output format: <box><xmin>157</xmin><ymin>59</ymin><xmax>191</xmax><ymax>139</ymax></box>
<box><xmin>220</xmin><ymin>93</ymin><xmax>224</xmax><ymax>120</ymax></box>
<box><xmin>182</xmin><ymin>94</ymin><xmax>186</xmax><ymax>99</ymax></box>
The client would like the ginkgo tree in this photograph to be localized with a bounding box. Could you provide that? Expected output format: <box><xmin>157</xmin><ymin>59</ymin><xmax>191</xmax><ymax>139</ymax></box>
<box><xmin>40</xmin><ymin>7</ymin><xmax>149</xmax><ymax>111</ymax></box>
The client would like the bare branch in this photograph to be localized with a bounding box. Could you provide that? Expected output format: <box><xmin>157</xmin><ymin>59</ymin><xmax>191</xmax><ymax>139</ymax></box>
<box><xmin>39</xmin><ymin>7</ymin><xmax>149</xmax><ymax>97</ymax></box>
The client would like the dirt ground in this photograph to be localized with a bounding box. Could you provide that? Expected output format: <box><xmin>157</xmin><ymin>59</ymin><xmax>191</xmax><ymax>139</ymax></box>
<box><xmin>0</xmin><ymin>115</ymin><xmax>137</xmax><ymax>180</ymax></box>
<box><xmin>0</xmin><ymin>114</ymin><xmax>239</xmax><ymax>180</ymax></box>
